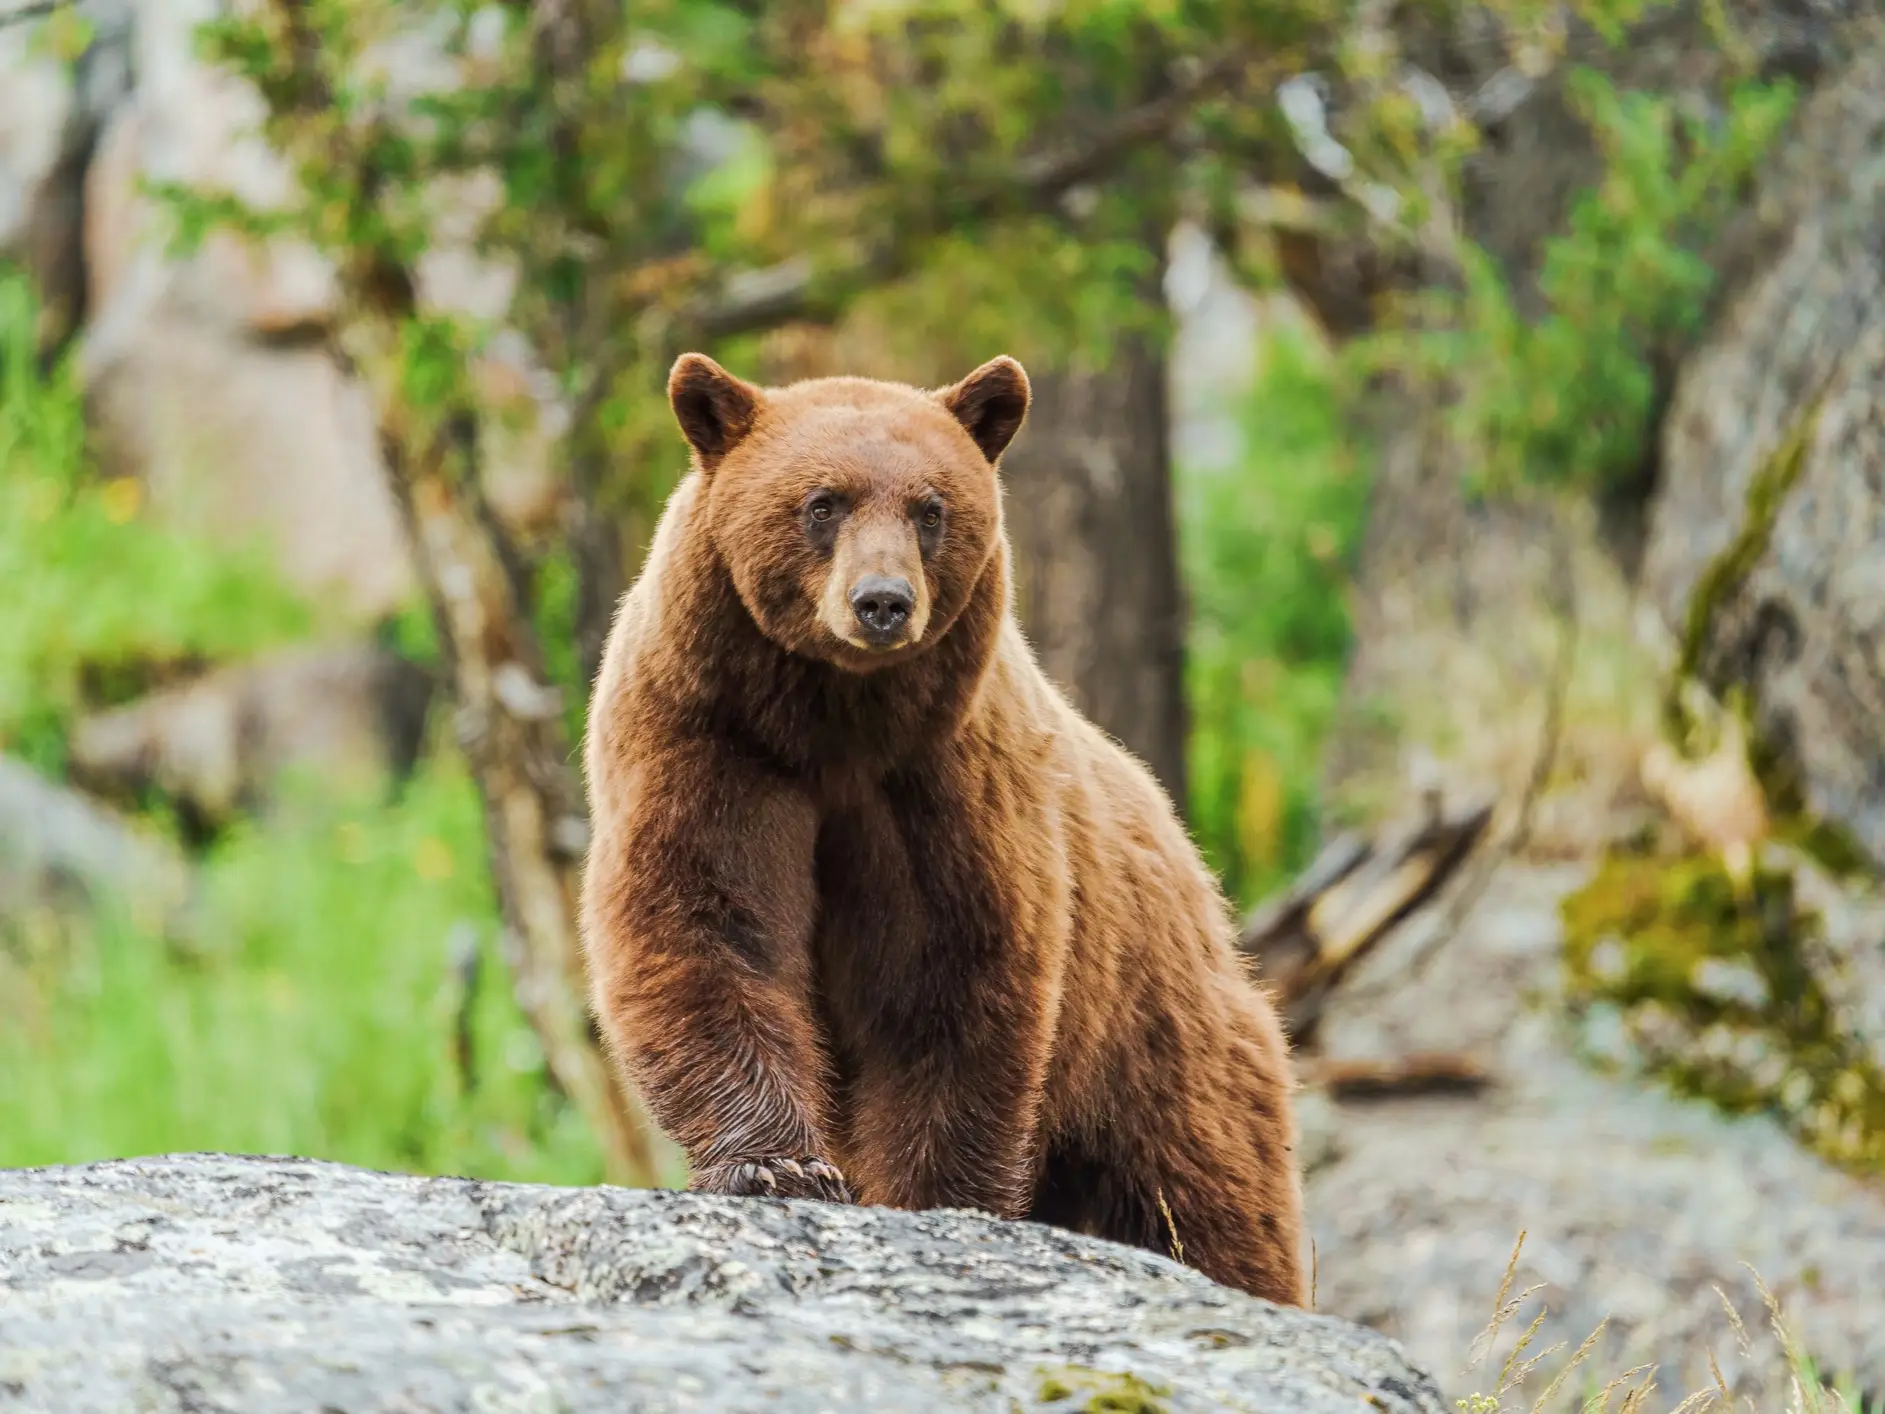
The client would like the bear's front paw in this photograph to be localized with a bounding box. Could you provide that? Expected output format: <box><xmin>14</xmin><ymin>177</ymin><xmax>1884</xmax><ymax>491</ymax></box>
<box><xmin>690</xmin><ymin>1156</ymin><xmax>855</xmax><ymax>1203</ymax></box>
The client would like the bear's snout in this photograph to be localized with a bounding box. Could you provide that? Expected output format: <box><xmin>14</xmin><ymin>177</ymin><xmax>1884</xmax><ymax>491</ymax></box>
<box><xmin>848</xmin><ymin>574</ymin><xmax>915</xmax><ymax>644</ymax></box>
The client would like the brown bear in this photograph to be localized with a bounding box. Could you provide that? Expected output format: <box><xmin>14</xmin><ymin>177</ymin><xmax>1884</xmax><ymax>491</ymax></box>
<box><xmin>580</xmin><ymin>351</ymin><xmax>1305</xmax><ymax>1305</ymax></box>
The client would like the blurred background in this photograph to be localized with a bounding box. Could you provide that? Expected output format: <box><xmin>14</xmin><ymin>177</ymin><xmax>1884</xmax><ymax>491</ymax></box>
<box><xmin>2</xmin><ymin>0</ymin><xmax>1882</xmax><ymax>1406</ymax></box>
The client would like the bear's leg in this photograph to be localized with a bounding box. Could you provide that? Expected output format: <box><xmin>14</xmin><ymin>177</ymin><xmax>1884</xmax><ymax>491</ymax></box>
<box><xmin>1034</xmin><ymin>1015</ymin><xmax>1303</xmax><ymax>1304</ymax></box>
<box><xmin>583</xmin><ymin>746</ymin><xmax>850</xmax><ymax>1202</ymax></box>
<box><xmin>1026</xmin><ymin>1136</ymin><xmax>1156</xmax><ymax>1248</ymax></box>
<box><xmin>1113</xmin><ymin>1037</ymin><xmax>1306</xmax><ymax>1306</ymax></box>
<box><xmin>1040</xmin><ymin>1130</ymin><xmax>1302</xmax><ymax>1305</ymax></box>
<box><xmin>837</xmin><ymin>929</ymin><xmax>1054</xmax><ymax>1218</ymax></box>
<box><xmin>1130</xmin><ymin>1147</ymin><xmax>1304</xmax><ymax>1306</ymax></box>
<box><xmin>822</xmin><ymin>780</ymin><xmax>1057</xmax><ymax>1220</ymax></box>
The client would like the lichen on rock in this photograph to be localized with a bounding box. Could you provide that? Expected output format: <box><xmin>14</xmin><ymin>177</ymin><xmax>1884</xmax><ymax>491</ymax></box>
<box><xmin>0</xmin><ymin>1153</ymin><xmax>1445</xmax><ymax>1414</ymax></box>
<box><xmin>1561</xmin><ymin>847</ymin><xmax>1885</xmax><ymax>1176</ymax></box>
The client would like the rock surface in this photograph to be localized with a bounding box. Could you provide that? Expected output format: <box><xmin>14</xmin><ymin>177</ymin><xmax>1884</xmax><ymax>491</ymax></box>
<box><xmin>66</xmin><ymin>642</ymin><xmax>435</xmax><ymax>827</ymax></box>
<box><xmin>0</xmin><ymin>753</ymin><xmax>195</xmax><ymax>938</ymax></box>
<box><xmin>1304</xmin><ymin>863</ymin><xmax>1885</xmax><ymax>1409</ymax></box>
<box><xmin>0</xmin><ymin>1153</ymin><xmax>1443</xmax><ymax>1414</ymax></box>
<box><xmin>1644</xmin><ymin>22</ymin><xmax>1885</xmax><ymax>864</ymax></box>
<box><xmin>2</xmin><ymin>0</ymin><xmax>568</xmax><ymax>622</ymax></box>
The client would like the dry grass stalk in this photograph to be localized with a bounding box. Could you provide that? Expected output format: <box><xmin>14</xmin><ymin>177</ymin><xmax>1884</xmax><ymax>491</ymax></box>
<box><xmin>1468</xmin><ymin>1230</ymin><xmax>1533</xmax><ymax>1372</ymax></box>
<box><xmin>1155</xmin><ymin>1188</ymin><xmax>1185</xmax><ymax>1266</ymax></box>
<box><xmin>1447</xmin><ymin>1236</ymin><xmax>1869</xmax><ymax>1414</ymax></box>
<box><xmin>1528</xmin><ymin>1317</ymin><xmax>1609</xmax><ymax>1414</ymax></box>
<box><xmin>1497</xmin><ymin>1308</ymin><xmax>1557</xmax><ymax>1396</ymax></box>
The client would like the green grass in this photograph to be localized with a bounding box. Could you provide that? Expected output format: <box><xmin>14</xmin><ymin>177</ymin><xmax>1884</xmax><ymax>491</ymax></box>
<box><xmin>1179</xmin><ymin>328</ymin><xmax>1368</xmax><ymax>907</ymax></box>
<box><xmin>0</xmin><ymin>761</ymin><xmax>605</xmax><ymax>1184</ymax></box>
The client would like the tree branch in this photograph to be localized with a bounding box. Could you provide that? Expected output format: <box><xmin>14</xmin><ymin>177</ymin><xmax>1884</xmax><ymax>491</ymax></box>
<box><xmin>1239</xmin><ymin>791</ymin><xmax>1495</xmax><ymax>1045</ymax></box>
<box><xmin>683</xmin><ymin>50</ymin><xmax>1256</xmax><ymax>343</ymax></box>
<box><xmin>0</xmin><ymin>0</ymin><xmax>70</xmax><ymax>28</ymax></box>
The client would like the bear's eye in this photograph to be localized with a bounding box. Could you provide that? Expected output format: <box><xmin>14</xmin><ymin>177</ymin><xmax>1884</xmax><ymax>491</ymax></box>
<box><xmin>808</xmin><ymin>495</ymin><xmax>835</xmax><ymax>523</ymax></box>
<box><xmin>918</xmin><ymin>500</ymin><xmax>943</xmax><ymax>530</ymax></box>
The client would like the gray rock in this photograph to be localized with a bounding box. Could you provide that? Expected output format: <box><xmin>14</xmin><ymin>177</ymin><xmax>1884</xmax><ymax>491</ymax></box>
<box><xmin>0</xmin><ymin>1153</ymin><xmax>1444</xmax><ymax>1414</ymax></box>
<box><xmin>66</xmin><ymin>642</ymin><xmax>435</xmax><ymax>827</ymax></box>
<box><xmin>0</xmin><ymin>0</ymin><xmax>135</xmax><ymax>346</ymax></box>
<box><xmin>0</xmin><ymin>752</ymin><xmax>195</xmax><ymax>938</ymax></box>
<box><xmin>1319</xmin><ymin>2</ymin><xmax>1861</xmax><ymax>837</ymax></box>
<box><xmin>1644</xmin><ymin>22</ymin><xmax>1885</xmax><ymax>866</ymax></box>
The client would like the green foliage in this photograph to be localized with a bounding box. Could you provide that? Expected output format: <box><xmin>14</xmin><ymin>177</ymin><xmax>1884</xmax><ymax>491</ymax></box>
<box><xmin>0</xmin><ymin>271</ymin><xmax>609</xmax><ymax>1187</ymax></box>
<box><xmin>159</xmin><ymin>0</ymin><xmax>1351</xmax><ymax>535</ymax></box>
<box><xmin>854</xmin><ymin>214</ymin><xmax>1166</xmax><ymax>374</ymax></box>
<box><xmin>0</xmin><ymin>270</ymin><xmax>312</xmax><ymax>775</ymax></box>
<box><xmin>23</xmin><ymin>3</ymin><xmax>95</xmax><ymax>63</ymax></box>
<box><xmin>1181</xmin><ymin>329</ymin><xmax>1368</xmax><ymax>906</ymax></box>
<box><xmin>1373</xmin><ymin>69</ymin><xmax>1796</xmax><ymax>494</ymax></box>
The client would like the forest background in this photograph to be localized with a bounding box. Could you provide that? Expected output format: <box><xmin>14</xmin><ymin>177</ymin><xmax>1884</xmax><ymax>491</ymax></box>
<box><xmin>3</xmin><ymin>0</ymin><xmax>1883</xmax><ymax>1406</ymax></box>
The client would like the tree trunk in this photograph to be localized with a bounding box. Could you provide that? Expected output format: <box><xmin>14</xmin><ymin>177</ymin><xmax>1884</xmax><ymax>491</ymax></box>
<box><xmin>1001</xmin><ymin>320</ymin><xmax>1191</xmax><ymax>810</ymax></box>
<box><xmin>376</xmin><ymin>411</ymin><xmax>661</xmax><ymax>1186</ymax></box>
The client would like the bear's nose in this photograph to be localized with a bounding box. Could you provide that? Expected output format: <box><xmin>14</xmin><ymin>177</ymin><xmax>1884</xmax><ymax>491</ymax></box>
<box><xmin>849</xmin><ymin>575</ymin><xmax>914</xmax><ymax>641</ymax></box>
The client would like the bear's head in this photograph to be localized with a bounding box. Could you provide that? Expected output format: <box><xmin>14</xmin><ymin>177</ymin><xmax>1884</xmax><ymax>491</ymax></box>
<box><xmin>668</xmin><ymin>352</ymin><xmax>1030</xmax><ymax>673</ymax></box>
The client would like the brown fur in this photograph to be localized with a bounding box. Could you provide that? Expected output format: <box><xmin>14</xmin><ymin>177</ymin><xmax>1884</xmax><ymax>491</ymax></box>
<box><xmin>580</xmin><ymin>352</ymin><xmax>1305</xmax><ymax>1304</ymax></box>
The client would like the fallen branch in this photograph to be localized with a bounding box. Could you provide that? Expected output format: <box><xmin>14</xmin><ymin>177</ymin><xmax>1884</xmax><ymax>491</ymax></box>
<box><xmin>1301</xmin><ymin>1051</ymin><xmax>1493</xmax><ymax>1101</ymax></box>
<box><xmin>1240</xmin><ymin>790</ymin><xmax>1495</xmax><ymax>1044</ymax></box>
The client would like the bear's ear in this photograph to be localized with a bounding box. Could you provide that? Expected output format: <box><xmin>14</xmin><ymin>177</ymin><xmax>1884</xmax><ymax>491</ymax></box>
<box><xmin>935</xmin><ymin>355</ymin><xmax>1031</xmax><ymax>463</ymax></box>
<box><xmin>668</xmin><ymin>352</ymin><xmax>761</xmax><ymax>468</ymax></box>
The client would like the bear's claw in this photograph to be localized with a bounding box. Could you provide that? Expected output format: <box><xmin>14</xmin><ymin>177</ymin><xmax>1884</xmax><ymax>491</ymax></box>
<box><xmin>691</xmin><ymin>1156</ymin><xmax>855</xmax><ymax>1203</ymax></box>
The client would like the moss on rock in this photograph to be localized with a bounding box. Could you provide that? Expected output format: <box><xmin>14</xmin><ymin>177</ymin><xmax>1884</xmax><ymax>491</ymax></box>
<box><xmin>1606</xmin><ymin>391</ymin><xmax>1885</xmax><ymax>1168</ymax></box>
<box><xmin>1561</xmin><ymin>849</ymin><xmax>1885</xmax><ymax>1175</ymax></box>
<box><xmin>1035</xmin><ymin>1367</ymin><xmax>1172</xmax><ymax>1412</ymax></box>
<box><xmin>1669</xmin><ymin>401</ymin><xmax>1821</xmax><ymax>738</ymax></box>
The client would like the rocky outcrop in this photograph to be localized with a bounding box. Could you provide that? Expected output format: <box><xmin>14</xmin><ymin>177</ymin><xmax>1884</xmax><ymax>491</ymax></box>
<box><xmin>1</xmin><ymin>0</ymin><xmax>565</xmax><ymax>621</ymax></box>
<box><xmin>0</xmin><ymin>1153</ymin><xmax>1443</xmax><ymax>1414</ymax></box>
<box><xmin>66</xmin><ymin>642</ymin><xmax>435</xmax><ymax>828</ymax></box>
<box><xmin>0</xmin><ymin>753</ymin><xmax>195</xmax><ymax>937</ymax></box>
<box><xmin>1643</xmin><ymin>23</ymin><xmax>1885</xmax><ymax>866</ymax></box>
<box><xmin>1316</xmin><ymin>2</ymin><xmax>1860</xmax><ymax>837</ymax></box>
<box><xmin>1285</xmin><ymin>25</ymin><xmax>1885</xmax><ymax>1400</ymax></box>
